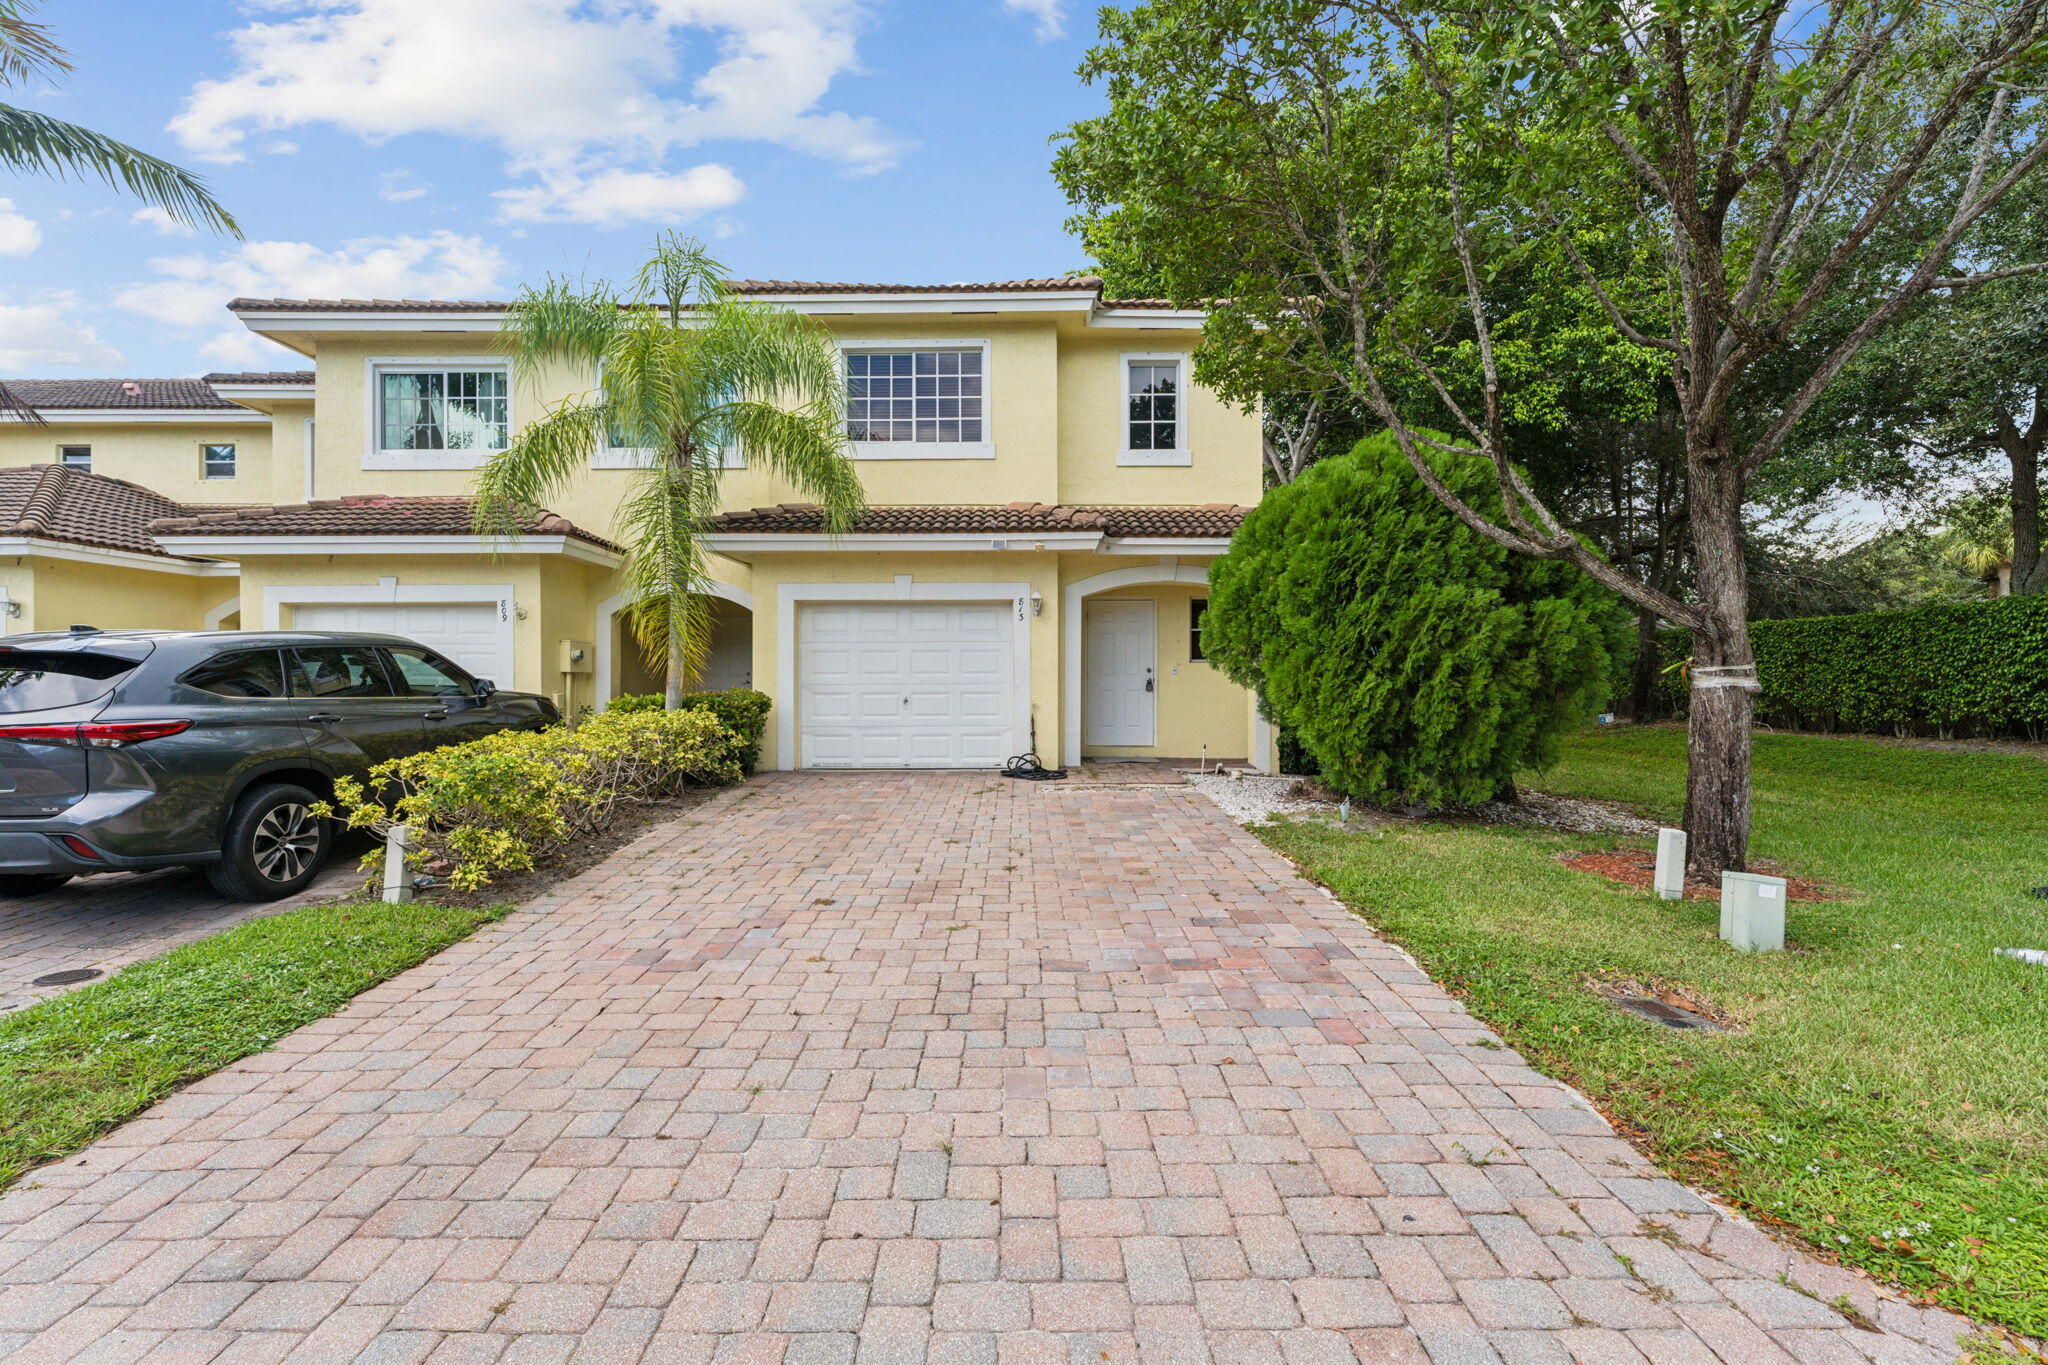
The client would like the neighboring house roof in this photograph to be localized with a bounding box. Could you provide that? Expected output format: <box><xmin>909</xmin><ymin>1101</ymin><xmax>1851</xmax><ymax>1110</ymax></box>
<box><xmin>224</xmin><ymin>279</ymin><xmax>1185</xmax><ymax>312</ymax></box>
<box><xmin>0</xmin><ymin>378</ymin><xmax>241</xmax><ymax>410</ymax></box>
<box><xmin>0</xmin><ymin>464</ymin><xmax>209</xmax><ymax>558</ymax></box>
<box><xmin>200</xmin><ymin>370</ymin><xmax>315</xmax><ymax>385</ymax></box>
<box><xmin>149</xmin><ymin>493</ymin><xmax>622</xmax><ymax>553</ymax></box>
<box><xmin>705</xmin><ymin>502</ymin><xmax>1248</xmax><ymax>538</ymax></box>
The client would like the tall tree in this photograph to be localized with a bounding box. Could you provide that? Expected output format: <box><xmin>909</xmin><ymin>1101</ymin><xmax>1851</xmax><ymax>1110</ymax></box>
<box><xmin>1055</xmin><ymin>0</ymin><xmax>2048</xmax><ymax>875</ymax></box>
<box><xmin>1</xmin><ymin>0</ymin><xmax>239</xmax><ymax>419</ymax></box>
<box><xmin>475</xmin><ymin>235</ymin><xmax>865</xmax><ymax>709</ymax></box>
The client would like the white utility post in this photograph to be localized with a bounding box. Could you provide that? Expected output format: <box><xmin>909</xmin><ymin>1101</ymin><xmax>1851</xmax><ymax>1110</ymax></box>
<box><xmin>1653</xmin><ymin>828</ymin><xmax>1687</xmax><ymax>900</ymax></box>
<box><xmin>1719</xmin><ymin>871</ymin><xmax>1786</xmax><ymax>951</ymax></box>
<box><xmin>381</xmin><ymin>824</ymin><xmax>414</xmax><ymax>904</ymax></box>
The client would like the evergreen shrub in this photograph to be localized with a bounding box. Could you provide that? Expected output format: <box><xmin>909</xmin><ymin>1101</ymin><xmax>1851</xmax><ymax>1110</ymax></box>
<box><xmin>1657</xmin><ymin>595</ymin><xmax>2048</xmax><ymax>738</ymax></box>
<box><xmin>610</xmin><ymin>687</ymin><xmax>771</xmax><ymax>773</ymax></box>
<box><xmin>1205</xmin><ymin>432</ymin><xmax>1630</xmax><ymax>805</ymax></box>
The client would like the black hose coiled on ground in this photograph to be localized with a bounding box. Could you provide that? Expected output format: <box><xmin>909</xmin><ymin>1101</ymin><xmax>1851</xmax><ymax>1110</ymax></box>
<box><xmin>1002</xmin><ymin>751</ymin><xmax>1068</xmax><ymax>780</ymax></box>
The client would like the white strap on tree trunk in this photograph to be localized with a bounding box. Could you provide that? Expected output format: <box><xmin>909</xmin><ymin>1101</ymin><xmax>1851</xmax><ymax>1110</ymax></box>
<box><xmin>1691</xmin><ymin>664</ymin><xmax>1761</xmax><ymax>692</ymax></box>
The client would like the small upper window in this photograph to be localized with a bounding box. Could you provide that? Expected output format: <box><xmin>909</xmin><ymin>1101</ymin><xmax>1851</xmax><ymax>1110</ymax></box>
<box><xmin>58</xmin><ymin>444</ymin><xmax>91</xmax><ymax>471</ymax></box>
<box><xmin>1127</xmin><ymin>359</ymin><xmax>1180</xmax><ymax>452</ymax></box>
<box><xmin>182</xmin><ymin>649</ymin><xmax>287</xmax><ymax>699</ymax></box>
<box><xmin>202</xmin><ymin>443</ymin><xmax>236</xmax><ymax>480</ymax></box>
<box><xmin>845</xmin><ymin>349</ymin><xmax>983</xmax><ymax>444</ymax></box>
<box><xmin>384</xmin><ymin>646</ymin><xmax>474</xmax><ymax>698</ymax></box>
<box><xmin>378</xmin><ymin>367</ymin><xmax>509</xmax><ymax>452</ymax></box>
<box><xmin>1190</xmin><ymin>599</ymin><xmax>1209</xmax><ymax>661</ymax></box>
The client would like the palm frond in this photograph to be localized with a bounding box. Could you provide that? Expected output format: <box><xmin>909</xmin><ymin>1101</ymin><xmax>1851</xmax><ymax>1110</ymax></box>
<box><xmin>0</xmin><ymin>103</ymin><xmax>237</xmax><ymax>236</ymax></box>
<box><xmin>0</xmin><ymin>380</ymin><xmax>45</xmax><ymax>426</ymax></box>
<box><xmin>616</xmin><ymin>457</ymin><xmax>720</xmax><ymax>681</ymax></box>
<box><xmin>628</xmin><ymin>231</ymin><xmax>728</xmax><ymax>323</ymax></box>
<box><xmin>722</xmin><ymin>398</ymin><xmax>867</xmax><ymax>531</ymax></box>
<box><xmin>499</xmin><ymin>275</ymin><xmax>622</xmax><ymax>385</ymax></box>
<box><xmin>471</xmin><ymin>400</ymin><xmax>608</xmax><ymax>539</ymax></box>
<box><xmin>0</xmin><ymin>2</ymin><xmax>68</xmax><ymax>87</ymax></box>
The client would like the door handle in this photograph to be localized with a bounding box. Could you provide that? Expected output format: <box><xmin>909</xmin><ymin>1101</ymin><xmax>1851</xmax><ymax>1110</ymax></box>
<box><xmin>305</xmin><ymin>713</ymin><xmax>342</xmax><ymax>724</ymax></box>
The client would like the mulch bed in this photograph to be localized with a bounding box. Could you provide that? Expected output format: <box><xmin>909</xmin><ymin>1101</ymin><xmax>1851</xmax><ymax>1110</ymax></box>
<box><xmin>1560</xmin><ymin>849</ymin><xmax>1838</xmax><ymax>902</ymax></box>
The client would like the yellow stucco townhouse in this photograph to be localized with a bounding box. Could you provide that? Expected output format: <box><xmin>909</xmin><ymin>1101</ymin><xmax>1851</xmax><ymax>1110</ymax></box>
<box><xmin>7</xmin><ymin>278</ymin><xmax>1274</xmax><ymax>772</ymax></box>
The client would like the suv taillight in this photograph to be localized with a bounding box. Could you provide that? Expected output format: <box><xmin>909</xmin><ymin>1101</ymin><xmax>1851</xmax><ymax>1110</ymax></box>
<box><xmin>0</xmin><ymin>720</ymin><xmax>192</xmax><ymax>748</ymax></box>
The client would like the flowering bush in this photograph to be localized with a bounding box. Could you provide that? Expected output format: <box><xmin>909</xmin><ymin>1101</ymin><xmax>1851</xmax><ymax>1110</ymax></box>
<box><xmin>320</xmin><ymin>706</ymin><xmax>746</xmax><ymax>892</ymax></box>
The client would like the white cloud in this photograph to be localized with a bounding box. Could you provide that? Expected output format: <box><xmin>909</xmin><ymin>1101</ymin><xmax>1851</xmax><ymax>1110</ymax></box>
<box><xmin>200</xmin><ymin>329</ymin><xmax>305</xmax><ymax>369</ymax></box>
<box><xmin>0</xmin><ymin>199</ymin><xmax>41</xmax><ymax>257</ymax></box>
<box><xmin>130</xmin><ymin>206</ymin><xmax>197</xmax><ymax>237</ymax></box>
<box><xmin>0</xmin><ymin>292</ymin><xmax>123</xmax><ymax>370</ymax></box>
<box><xmin>379</xmin><ymin>169</ymin><xmax>431</xmax><ymax>203</ymax></box>
<box><xmin>495</xmin><ymin>163</ymin><xmax>743</xmax><ymax>226</ymax></box>
<box><xmin>169</xmin><ymin>0</ymin><xmax>896</xmax><ymax>224</ymax></box>
<box><xmin>114</xmin><ymin>231</ymin><xmax>513</xmax><ymax>329</ymax></box>
<box><xmin>1001</xmin><ymin>0</ymin><xmax>1065</xmax><ymax>40</ymax></box>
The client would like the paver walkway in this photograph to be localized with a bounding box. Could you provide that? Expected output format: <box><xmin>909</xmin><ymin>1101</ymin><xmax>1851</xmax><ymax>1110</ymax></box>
<box><xmin>1</xmin><ymin>860</ymin><xmax>359</xmax><ymax>1013</ymax></box>
<box><xmin>0</xmin><ymin>773</ymin><xmax>1972</xmax><ymax>1364</ymax></box>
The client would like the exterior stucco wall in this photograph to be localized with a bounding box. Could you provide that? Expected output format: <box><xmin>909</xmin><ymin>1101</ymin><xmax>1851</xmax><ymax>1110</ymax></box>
<box><xmin>0</xmin><ymin>556</ymin><xmax>223</xmax><ymax>635</ymax></box>
<box><xmin>0</xmin><ymin>422</ymin><xmax>274</xmax><ymax>504</ymax></box>
<box><xmin>1055</xmin><ymin>332</ymin><xmax>1263</xmax><ymax>508</ymax></box>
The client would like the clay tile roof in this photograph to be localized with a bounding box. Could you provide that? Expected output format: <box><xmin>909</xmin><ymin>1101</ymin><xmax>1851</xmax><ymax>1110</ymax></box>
<box><xmin>0</xmin><ymin>464</ymin><xmax>212</xmax><ymax>558</ymax></box>
<box><xmin>0</xmin><ymin>377</ymin><xmax>239</xmax><ymax>410</ymax></box>
<box><xmin>703</xmin><ymin>504</ymin><xmax>1247</xmax><ymax>538</ymax></box>
<box><xmin>725</xmin><ymin>278</ymin><xmax>1103</xmax><ymax>296</ymax></box>
<box><xmin>147</xmin><ymin>493</ymin><xmax>621</xmax><ymax>553</ymax></box>
<box><xmin>200</xmin><ymin>370</ymin><xmax>315</xmax><ymax>385</ymax></box>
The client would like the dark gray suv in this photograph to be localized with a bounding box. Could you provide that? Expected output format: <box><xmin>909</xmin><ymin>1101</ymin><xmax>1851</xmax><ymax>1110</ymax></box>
<box><xmin>0</xmin><ymin>629</ymin><xmax>558</xmax><ymax>902</ymax></box>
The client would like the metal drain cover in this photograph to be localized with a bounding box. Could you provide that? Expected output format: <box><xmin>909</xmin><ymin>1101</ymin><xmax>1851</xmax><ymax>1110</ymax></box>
<box><xmin>1609</xmin><ymin>995</ymin><xmax>1724</xmax><ymax>1031</ymax></box>
<box><xmin>31</xmin><ymin>967</ymin><xmax>101</xmax><ymax>987</ymax></box>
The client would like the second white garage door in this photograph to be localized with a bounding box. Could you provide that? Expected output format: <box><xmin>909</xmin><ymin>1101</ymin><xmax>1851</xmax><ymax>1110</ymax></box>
<box><xmin>797</xmin><ymin>602</ymin><xmax>1015</xmax><ymax>768</ymax></box>
<box><xmin>291</xmin><ymin>602</ymin><xmax>510</xmax><ymax>685</ymax></box>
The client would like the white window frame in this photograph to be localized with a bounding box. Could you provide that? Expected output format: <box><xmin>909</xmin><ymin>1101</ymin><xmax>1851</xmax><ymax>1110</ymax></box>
<box><xmin>837</xmin><ymin>337</ymin><xmax>994</xmax><ymax>461</ymax></box>
<box><xmin>201</xmin><ymin>442</ymin><xmax>237</xmax><ymax>480</ymax></box>
<box><xmin>1117</xmin><ymin>351</ymin><xmax>1192</xmax><ymax>467</ymax></box>
<box><xmin>363</xmin><ymin>355</ymin><xmax>513</xmax><ymax>470</ymax></box>
<box><xmin>57</xmin><ymin>443</ymin><xmax>91</xmax><ymax>471</ymax></box>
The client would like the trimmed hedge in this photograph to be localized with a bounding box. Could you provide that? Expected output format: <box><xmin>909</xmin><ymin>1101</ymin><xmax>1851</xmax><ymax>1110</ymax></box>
<box><xmin>1659</xmin><ymin>594</ymin><xmax>2048</xmax><ymax>738</ymax></box>
<box><xmin>322</xmin><ymin>706</ymin><xmax>748</xmax><ymax>891</ymax></box>
<box><xmin>610</xmin><ymin>688</ymin><xmax>771</xmax><ymax>774</ymax></box>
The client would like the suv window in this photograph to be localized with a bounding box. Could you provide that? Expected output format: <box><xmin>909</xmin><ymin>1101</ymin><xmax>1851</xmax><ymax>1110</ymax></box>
<box><xmin>384</xmin><ymin>646</ymin><xmax>475</xmax><ymax>698</ymax></box>
<box><xmin>181</xmin><ymin>649</ymin><xmax>288</xmax><ymax>699</ymax></box>
<box><xmin>0</xmin><ymin>650</ymin><xmax>136</xmax><ymax>713</ymax></box>
<box><xmin>288</xmin><ymin>646</ymin><xmax>397</xmax><ymax>699</ymax></box>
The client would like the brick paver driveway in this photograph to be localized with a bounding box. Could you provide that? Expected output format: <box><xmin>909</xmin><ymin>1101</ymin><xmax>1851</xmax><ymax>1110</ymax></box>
<box><xmin>0</xmin><ymin>773</ymin><xmax>1970</xmax><ymax>1364</ymax></box>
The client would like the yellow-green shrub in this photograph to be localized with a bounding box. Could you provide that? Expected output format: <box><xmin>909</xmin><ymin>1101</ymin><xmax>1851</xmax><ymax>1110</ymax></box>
<box><xmin>321</xmin><ymin>707</ymin><xmax>745</xmax><ymax>891</ymax></box>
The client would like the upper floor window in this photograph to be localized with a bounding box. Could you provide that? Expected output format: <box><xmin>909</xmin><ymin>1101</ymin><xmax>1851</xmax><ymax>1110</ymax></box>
<box><xmin>1120</xmin><ymin>355</ymin><xmax>1189</xmax><ymax>466</ymax></box>
<box><xmin>844</xmin><ymin>345</ymin><xmax>987</xmax><ymax>457</ymax></box>
<box><xmin>58</xmin><ymin>444</ymin><xmax>90</xmax><ymax>471</ymax></box>
<box><xmin>202</xmin><ymin>443</ymin><xmax>236</xmax><ymax>480</ymax></box>
<box><xmin>376</xmin><ymin>366</ymin><xmax>507</xmax><ymax>456</ymax></box>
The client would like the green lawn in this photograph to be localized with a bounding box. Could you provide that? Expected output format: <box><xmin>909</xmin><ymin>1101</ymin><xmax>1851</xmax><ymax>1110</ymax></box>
<box><xmin>1258</xmin><ymin>726</ymin><xmax>2048</xmax><ymax>1337</ymax></box>
<box><xmin>0</xmin><ymin>897</ymin><xmax>507</xmax><ymax>1193</ymax></box>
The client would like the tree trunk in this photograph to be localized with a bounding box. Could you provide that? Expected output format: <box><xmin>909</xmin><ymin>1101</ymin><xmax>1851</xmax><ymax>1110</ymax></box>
<box><xmin>1626</xmin><ymin>610</ymin><xmax>1659</xmax><ymax>721</ymax></box>
<box><xmin>664</xmin><ymin>595</ymin><xmax>687</xmax><ymax>711</ymax></box>
<box><xmin>2007</xmin><ymin>431</ymin><xmax>2043</xmax><ymax>595</ymax></box>
<box><xmin>1681</xmin><ymin>455</ymin><xmax>1755</xmax><ymax>880</ymax></box>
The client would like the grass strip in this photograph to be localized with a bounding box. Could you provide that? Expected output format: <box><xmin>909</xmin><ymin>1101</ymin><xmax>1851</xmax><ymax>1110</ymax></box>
<box><xmin>1257</xmin><ymin>726</ymin><xmax>2048</xmax><ymax>1337</ymax></box>
<box><xmin>0</xmin><ymin>897</ymin><xmax>507</xmax><ymax>1193</ymax></box>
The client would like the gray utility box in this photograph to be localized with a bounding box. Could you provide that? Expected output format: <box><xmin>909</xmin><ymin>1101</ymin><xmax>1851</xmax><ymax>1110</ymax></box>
<box><xmin>1719</xmin><ymin>870</ymin><xmax>1787</xmax><ymax>952</ymax></box>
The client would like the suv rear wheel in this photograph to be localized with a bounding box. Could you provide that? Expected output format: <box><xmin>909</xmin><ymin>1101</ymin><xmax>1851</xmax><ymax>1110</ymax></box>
<box><xmin>206</xmin><ymin>783</ymin><xmax>330</xmax><ymax>902</ymax></box>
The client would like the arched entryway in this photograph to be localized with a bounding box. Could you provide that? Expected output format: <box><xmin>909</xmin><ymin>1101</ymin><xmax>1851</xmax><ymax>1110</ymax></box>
<box><xmin>595</xmin><ymin>582</ymin><xmax>754</xmax><ymax>707</ymax></box>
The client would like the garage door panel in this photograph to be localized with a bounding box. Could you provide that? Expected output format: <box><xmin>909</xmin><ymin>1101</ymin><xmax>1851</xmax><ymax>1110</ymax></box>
<box><xmin>292</xmin><ymin>601</ymin><xmax>509</xmax><ymax>685</ymax></box>
<box><xmin>797</xmin><ymin>601</ymin><xmax>1017</xmax><ymax>769</ymax></box>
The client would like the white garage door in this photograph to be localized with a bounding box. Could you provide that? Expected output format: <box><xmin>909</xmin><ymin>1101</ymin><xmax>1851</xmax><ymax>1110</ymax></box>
<box><xmin>798</xmin><ymin>602</ymin><xmax>1015</xmax><ymax>768</ymax></box>
<box><xmin>291</xmin><ymin>603</ymin><xmax>510</xmax><ymax>685</ymax></box>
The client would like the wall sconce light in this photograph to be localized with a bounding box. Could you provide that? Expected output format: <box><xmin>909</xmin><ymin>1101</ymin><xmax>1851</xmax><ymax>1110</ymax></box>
<box><xmin>1030</xmin><ymin>591</ymin><xmax>1043</xmax><ymax>616</ymax></box>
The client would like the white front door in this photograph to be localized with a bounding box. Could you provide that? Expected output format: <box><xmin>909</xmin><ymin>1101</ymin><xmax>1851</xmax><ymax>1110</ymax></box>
<box><xmin>797</xmin><ymin>602</ymin><xmax>1016</xmax><ymax>768</ymax></box>
<box><xmin>292</xmin><ymin>602</ymin><xmax>511</xmax><ymax>685</ymax></box>
<box><xmin>1083</xmin><ymin>599</ymin><xmax>1156</xmax><ymax>748</ymax></box>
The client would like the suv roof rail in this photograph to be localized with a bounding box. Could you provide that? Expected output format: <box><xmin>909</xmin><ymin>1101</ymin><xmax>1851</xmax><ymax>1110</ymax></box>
<box><xmin>68</xmin><ymin>624</ymin><xmax>101</xmax><ymax>634</ymax></box>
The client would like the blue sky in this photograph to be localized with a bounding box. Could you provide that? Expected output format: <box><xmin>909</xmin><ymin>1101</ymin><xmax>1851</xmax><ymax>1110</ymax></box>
<box><xmin>1</xmin><ymin>0</ymin><xmax>1108</xmax><ymax>378</ymax></box>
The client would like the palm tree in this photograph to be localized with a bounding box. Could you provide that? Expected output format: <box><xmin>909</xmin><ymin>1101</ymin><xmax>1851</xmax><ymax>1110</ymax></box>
<box><xmin>2</xmin><ymin>1</ymin><xmax>239</xmax><ymax>419</ymax></box>
<box><xmin>475</xmin><ymin>233</ymin><xmax>865</xmax><ymax>708</ymax></box>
